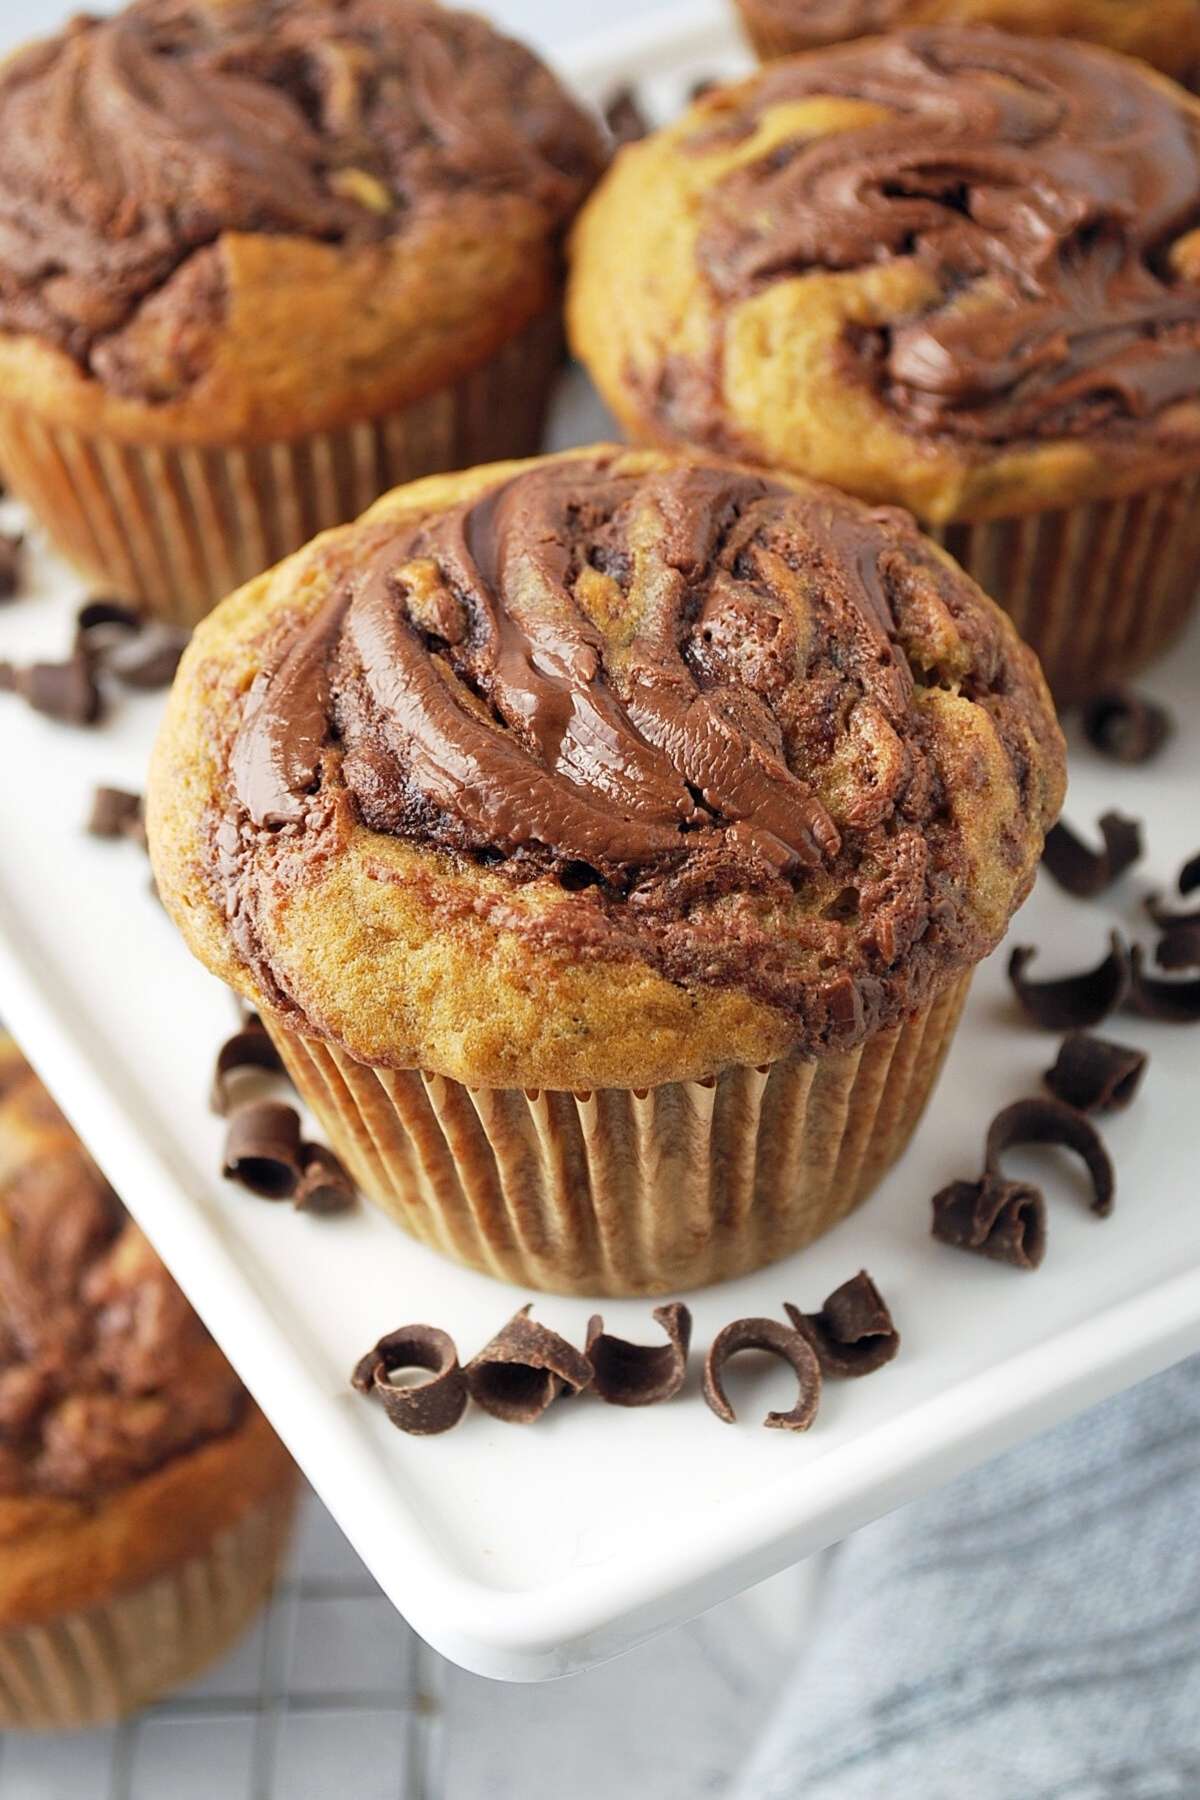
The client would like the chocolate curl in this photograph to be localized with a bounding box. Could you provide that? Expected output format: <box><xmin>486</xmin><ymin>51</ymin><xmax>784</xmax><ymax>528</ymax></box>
<box><xmin>602</xmin><ymin>83</ymin><xmax>649</xmax><ymax>146</ymax></box>
<box><xmin>1044</xmin><ymin>1033</ymin><xmax>1148</xmax><ymax>1114</ymax></box>
<box><xmin>702</xmin><ymin>1318</ymin><xmax>821</xmax><ymax>1432</ymax></box>
<box><xmin>0</xmin><ymin>530</ymin><xmax>24</xmax><ymax>599</ymax></box>
<box><xmin>1126</xmin><ymin>945</ymin><xmax>1200</xmax><ymax>1025</ymax></box>
<box><xmin>1008</xmin><ymin>933</ymin><xmax>1130</xmax><ymax>1031</ymax></box>
<box><xmin>210</xmin><ymin>1023</ymin><xmax>287</xmax><ymax>1115</ymax></box>
<box><xmin>783</xmin><ymin>1272</ymin><xmax>899</xmax><ymax>1377</ymax></box>
<box><xmin>465</xmin><ymin>1306</ymin><xmax>592</xmax><ymax>1423</ymax></box>
<box><xmin>75</xmin><ymin>597</ymin><xmax>143</xmax><ymax>650</ymax></box>
<box><xmin>986</xmin><ymin>1097</ymin><xmax>1114</xmax><ymax>1218</ymax></box>
<box><xmin>221</xmin><ymin>1101</ymin><xmax>304</xmax><ymax>1199</ymax></box>
<box><xmin>0</xmin><ymin>651</ymin><xmax>102</xmax><ymax>725</ymax></box>
<box><xmin>294</xmin><ymin>1144</ymin><xmax>356</xmax><ymax>1215</ymax></box>
<box><xmin>1080</xmin><ymin>690</ymin><xmax>1173</xmax><ymax>765</ymax></box>
<box><xmin>931</xmin><ymin>1176</ymin><xmax>1046</xmax><ymax>1271</ymax></box>
<box><xmin>106</xmin><ymin>622</ymin><xmax>188</xmax><ymax>690</ymax></box>
<box><xmin>351</xmin><ymin>1325</ymin><xmax>467</xmax><ymax>1436</ymax></box>
<box><xmin>1180</xmin><ymin>853</ymin><xmax>1200</xmax><ymax>898</ymax></box>
<box><xmin>585</xmin><ymin>1303</ymin><xmax>692</xmax><ymax>1406</ymax></box>
<box><xmin>1041</xmin><ymin>813</ymin><xmax>1142</xmax><ymax>898</ymax></box>
<box><xmin>1145</xmin><ymin>894</ymin><xmax>1200</xmax><ymax>971</ymax></box>
<box><xmin>85</xmin><ymin>785</ymin><xmax>145</xmax><ymax>846</ymax></box>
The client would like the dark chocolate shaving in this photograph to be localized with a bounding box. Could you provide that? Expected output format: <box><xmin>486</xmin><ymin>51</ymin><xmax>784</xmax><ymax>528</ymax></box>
<box><xmin>603</xmin><ymin>83</ymin><xmax>649</xmax><ymax>146</ymax></box>
<box><xmin>584</xmin><ymin>1303</ymin><xmax>692</xmax><ymax>1406</ymax></box>
<box><xmin>75</xmin><ymin>597</ymin><xmax>143</xmax><ymax>649</ymax></box>
<box><xmin>702</xmin><ymin>1318</ymin><xmax>821</xmax><ymax>1431</ymax></box>
<box><xmin>1126</xmin><ymin>944</ymin><xmax>1200</xmax><ymax>1024</ymax></box>
<box><xmin>1180</xmin><ymin>853</ymin><xmax>1200</xmax><ymax>898</ymax></box>
<box><xmin>1008</xmin><ymin>933</ymin><xmax>1131</xmax><ymax>1030</ymax></box>
<box><xmin>106</xmin><ymin>622</ymin><xmax>188</xmax><ymax>690</ymax></box>
<box><xmin>210</xmin><ymin>1022</ymin><xmax>287</xmax><ymax>1115</ymax></box>
<box><xmin>294</xmin><ymin>1144</ymin><xmax>356</xmax><ymax>1214</ymax></box>
<box><xmin>1041</xmin><ymin>813</ymin><xmax>1142</xmax><ymax>898</ymax></box>
<box><xmin>0</xmin><ymin>651</ymin><xmax>102</xmax><ymax>725</ymax></box>
<box><xmin>986</xmin><ymin>1097</ymin><xmax>1114</xmax><ymax>1218</ymax></box>
<box><xmin>1145</xmin><ymin>893</ymin><xmax>1200</xmax><ymax>970</ymax></box>
<box><xmin>85</xmin><ymin>785</ymin><xmax>145</xmax><ymax>846</ymax></box>
<box><xmin>1080</xmin><ymin>690</ymin><xmax>1173</xmax><ymax>765</ymax></box>
<box><xmin>783</xmin><ymin>1272</ymin><xmax>899</xmax><ymax>1377</ymax></box>
<box><xmin>931</xmin><ymin>1176</ymin><xmax>1047</xmax><ymax>1271</ymax></box>
<box><xmin>351</xmin><ymin>1325</ymin><xmax>467</xmax><ymax>1436</ymax></box>
<box><xmin>1044</xmin><ymin>1032</ymin><xmax>1148</xmax><ymax>1114</ymax></box>
<box><xmin>465</xmin><ymin>1306</ymin><xmax>592</xmax><ymax>1423</ymax></box>
<box><xmin>221</xmin><ymin>1101</ymin><xmax>304</xmax><ymax>1199</ymax></box>
<box><xmin>0</xmin><ymin>530</ymin><xmax>24</xmax><ymax>599</ymax></box>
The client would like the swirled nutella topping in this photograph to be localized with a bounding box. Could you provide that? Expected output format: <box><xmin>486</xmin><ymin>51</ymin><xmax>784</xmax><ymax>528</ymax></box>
<box><xmin>0</xmin><ymin>0</ymin><xmax>604</xmax><ymax>392</ymax></box>
<box><xmin>0</xmin><ymin>1049</ymin><xmax>244</xmax><ymax>1500</ymax></box>
<box><xmin>217</xmin><ymin>452</ymin><xmax>1061</xmax><ymax>1040</ymax></box>
<box><xmin>692</xmin><ymin>29</ymin><xmax>1200</xmax><ymax>442</ymax></box>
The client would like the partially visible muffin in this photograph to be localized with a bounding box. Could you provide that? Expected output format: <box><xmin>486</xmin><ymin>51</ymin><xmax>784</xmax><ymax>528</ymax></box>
<box><xmin>0</xmin><ymin>0</ymin><xmax>606</xmax><ymax>622</ymax></box>
<box><xmin>569</xmin><ymin>29</ymin><xmax>1200</xmax><ymax>703</ymax></box>
<box><xmin>734</xmin><ymin>0</ymin><xmax>1200</xmax><ymax>86</ymax></box>
<box><xmin>0</xmin><ymin>1037</ymin><xmax>297</xmax><ymax>1727</ymax></box>
<box><xmin>148</xmin><ymin>444</ymin><xmax>1064</xmax><ymax>1295</ymax></box>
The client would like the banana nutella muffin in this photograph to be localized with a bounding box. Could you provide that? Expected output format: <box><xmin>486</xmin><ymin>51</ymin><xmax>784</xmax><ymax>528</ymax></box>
<box><xmin>148</xmin><ymin>445</ymin><xmax>1064</xmax><ymax>1296</ymax></box>
<box><xmin>733</xmin><ymin>0</ymin><xmax>1200</xmax><ymax>85</ymax></box>
<box><xmin>0</xmin><ymin>1037</ymin><xmax>297</xmax><ymax>1727</ymax></box>
<box><xmin>0</xmin><ymin>0</ymin><xmax>605</xmax><ymax>623</ymax></box>
<box><xmin>569</xmin><ymin>30</ymin><xmax>1200</xmax><ymax>704</ymax></box>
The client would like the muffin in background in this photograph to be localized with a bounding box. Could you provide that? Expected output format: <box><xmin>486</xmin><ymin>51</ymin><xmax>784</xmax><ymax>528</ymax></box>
<box><xmin>0</xmin><ymin>0</ymin><xmax>606</xmax><ymax>625</ymax></box>
<box><xmin>0</xmin><ymin>1036</ymin><xmax>297</xmax><ymax>1727</ymax></box>
<box><xmin>147</xmin><ymin>444</ymin><xmax>1064</xmax><ymax>1297</ymax></box>
<box><xmin>568</xmin><ymin>30</ymin><xmax>1200</xmax><ymax>705</ymax></box>
<box><xmin>733</xmin><ymin>0</ymin><xmax>1200</xmax><ymax>86</ymax></box>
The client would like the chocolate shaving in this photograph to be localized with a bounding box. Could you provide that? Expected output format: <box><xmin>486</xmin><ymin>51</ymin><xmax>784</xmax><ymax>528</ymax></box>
<box><xmin>1145</xmin><ymin>893</ymin><xmax>1200</xmax><ymax>970</ymax></box>
<box><xmin>294</xmin><ymin>1144</ymin><xmax>356</xmax><ymax>1215</ymax></box>
<box><xmin>1080</xmin><ymin>689</ymin><xmax>1173</xmax><ymax>765</ymax></box>
<box><xmin>585</xmin><ymin>1303</ymin><xmax>692</xmax><ymax>1406</ymax></box>
<box><xmin>603</xmin><ymin>83</ymin><xmax>649</xmax><ymax>146</ymax></box>
<box><xmin>75</xmin><ymin>597</ymin><xmax>143</xmax><ymax>648</ymax></box>
<box><xmin>1041</xmin><ymin>813</ymin><xmax>1142</xmax><ymax>898</ymax></box>
<box><xmin>702</xmin><ymin>1318</ymin><xmax>821</xmax><ymax>1432</ymax></box>
<box><xmin>85</xmin><ymin>785</ymin><xmax>145</xmax><ymax>846</ymax></box>
<box><xmin>351</xmin><ymin>1325</ymin><xmax>467</xmax><ymax>1436</ymax></box>
<box><xmin>783</xmin><ymin>1272</ymin><xmax>899</xmax><ymax>1377</ymax></box>
<box><xmin>1126</xmin><ymin>944</ymin><xmax>1200</xmax><ymax>1024</ymax></box>
<box><xmin>0</xmin><ymin>651</ymin><xmax>102</xmax><ymax>725</ymax></box>
<box><xmin>1180</xmin><ymin>853</ymin><xmax>1200</xmax><ymax>898</ymax></box>
<box><xmin>1044</xmin><ymin>1032</ymin><xmax>1148</xmax><ymax>1114</ymax></box>
<box><xmin>931</xmin><ymin>1176</ymin><xmax>1046</xmax><ymax>1271</ymax></box>
<box><xmin>986</xmin><ymin>1097</ymin><xmax>1114</xmax><ymax>1218</ymax></box>
<box><xmin>210</xmin><ymin>1022</ymin><xmax>287</xmax><ymax>1115</ymax></box>
<box><xmin>465</xmin><ymin>1306</ymin><xmax>592</xmax><ymax>1423</ymax></box>
<box><xmin>221</xmin><ymin>1101</ymin><xmax>304</xmax><ymax>1199</ymax></box>
<box><xmin>1008</xmin><ymin>933</ymin><xmax>1131</xmax><ymax>1030</ymax></box>
<box><xmin>106</xmin><ymin>621</ymin><xmax>188</xmax><ymax>690</ymax></box>
<box><xmin>0</xmin><ymin>530</ymin><xmax>24</xmax><ymax>599</ymax></box>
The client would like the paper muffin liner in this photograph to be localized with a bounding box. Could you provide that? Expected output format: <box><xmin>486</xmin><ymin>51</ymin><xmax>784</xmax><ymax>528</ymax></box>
<box><xmin>733</xmin><ymin>3</ymin><xmax>812</xmax><ymax>60</ymax></box>
<box><xmin>268</xmin><ymin>972</ymin><xmax>970</xmax><ymax>1297</ymax></box>
<box><xmin>930</xmin><ymin>471</ymin><xmax>1200</xmax><ymax>708</ymax></box>
<box><xmin>0</xmin><ymin>309</ymin><xmax>563</xmax><ymax>629</ymax></box>
<box><xmin>0</xmin><ymin>1476</ymin><xmax>296</xmax><ymax>1729</ymax></box>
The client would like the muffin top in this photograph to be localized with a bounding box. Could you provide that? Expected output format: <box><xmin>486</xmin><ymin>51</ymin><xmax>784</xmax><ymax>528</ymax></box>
<box><xmin>0</xmin><ymin>1041</ymin><xmax>244</xmax><ymax>1502</ymax></box>
<box><xmin>0</xmin><ymin>0</ymin><xmax>604</xmax><ymax>415</ymax></box>
<box><xmin>569</xmin><ymin>29</ymin><xmax>1200</xmax><ymax>520</ymax></box>
<box><xmin>149</xmin><ymin>447</ymin><xmax>1064</xmax><ymax>1088</ymax></box>
<box><xmin>739</xmin><ymin>0</ymin><xmax>1200</xmax><ymax>84</ymax></box>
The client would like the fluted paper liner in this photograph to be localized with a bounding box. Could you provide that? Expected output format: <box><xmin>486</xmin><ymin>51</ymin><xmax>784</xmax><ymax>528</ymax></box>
<box><xmin>0</xmin><ymin>1480</ymin><xmax>295</xmax><ymax>1729</ymax></box>
<box><xmin>268</xmin><ymin>972</ymin><xmax>971</xmax><ymax>1296</ymax></box>
<box><xmin>0</xmin><ymin>309</ymin><xmax>563</xmax><ymax>627</ymax></box>
<box><xmin>931</xmin><ymin>471</ymin><xmax>1200</xmax><ymax>707</ymax></box>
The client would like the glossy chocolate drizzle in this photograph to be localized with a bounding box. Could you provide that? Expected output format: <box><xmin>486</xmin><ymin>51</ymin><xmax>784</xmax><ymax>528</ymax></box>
<box><xmin>694</xmin><ymin>29</ymin><xmax>1200</xmax><ymax>441</ymax></box>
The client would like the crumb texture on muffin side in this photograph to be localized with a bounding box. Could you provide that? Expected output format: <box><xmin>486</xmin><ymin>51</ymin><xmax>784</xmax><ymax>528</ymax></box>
<box><xmin>149</xmin><ymin>445</ymin><xmax>1065</xmax><ymax>1091</ymax></box>
<box><xmin>568</xmin><ymin>29</ymin><xmax>1200</xmax><ymax>521</ymax></box>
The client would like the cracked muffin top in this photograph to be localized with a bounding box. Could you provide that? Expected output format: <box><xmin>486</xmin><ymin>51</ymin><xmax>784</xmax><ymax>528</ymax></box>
<box><xmin>148</xmin><ymin>445</ymin><xmax>1065</xmax><ymax>1089</ymax></box>
<box><xmin>0</xmin><ymin>0</ymin><xmax>605</xmax><ymax>432</ymax></box>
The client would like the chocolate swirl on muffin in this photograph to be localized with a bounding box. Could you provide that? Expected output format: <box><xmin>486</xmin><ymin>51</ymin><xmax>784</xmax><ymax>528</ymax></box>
<box><xmin>0</xmin><ymin>0</ymin><xmax>604</xmax><ymax>392</ymax></box>
<box><xmin>210</xmin><ymin>450</ymin><xmax>1063</xmax><ymax>1054</ymax></box>
<box><xmin>0</xmin><ymin>1049</ymin><xmax>244</xmax><ymax>1499</ymax></box>
<box><xmin>692</xmin><ymin>30</ymin><xmax>1200</xmax><ymax>443</ymax></box>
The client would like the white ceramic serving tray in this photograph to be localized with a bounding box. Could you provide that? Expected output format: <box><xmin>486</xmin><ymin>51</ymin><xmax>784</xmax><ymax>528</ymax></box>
<box><xmin>2</xmin><ymin>3</ymin><xmax>1200</xmax><ymax>1684</ymax></box>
